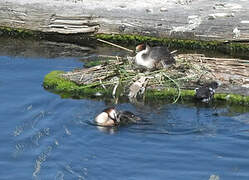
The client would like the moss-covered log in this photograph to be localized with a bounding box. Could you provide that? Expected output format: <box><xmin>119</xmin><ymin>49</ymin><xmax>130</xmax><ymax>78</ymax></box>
<box><xmin>96</xmin><ymin>34</ymin><xmax>249</xmax><ymax>58</ymax></box>
<box><xmin>1</xmin><ymin>26</ymin><xmax>249</xmax><ymax>58</ymax></box>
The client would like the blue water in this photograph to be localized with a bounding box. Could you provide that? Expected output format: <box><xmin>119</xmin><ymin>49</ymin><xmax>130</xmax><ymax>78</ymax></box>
<box><xmin>1</xmin><ymin>54</ymin><xmax>249</xmax><ymax>180</ymax></box>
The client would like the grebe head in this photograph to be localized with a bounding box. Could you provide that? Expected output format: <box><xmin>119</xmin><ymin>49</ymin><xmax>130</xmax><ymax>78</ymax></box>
<box><xmin>208</xmin><ymin>81</ymin><xmax>219</xmax><ymax>89</ymax></box>
<box><xmin>95</xmin><ymin>107</ymin><xmax>119</xmax><ymax>126</ymax></box>
<box><xmin>117</xmin><ymin>111</ymin><xmax>142</xmax><ymax>124</ymax></box>
<box><xmin>135</xmin><ymin>43</ymin><xmax>145</xmax><ymax>53</ymax></box>
<box><xmin>135</xmin><ymin>43</ymin><xmax>151</xmax><ymax>53</ymax></box>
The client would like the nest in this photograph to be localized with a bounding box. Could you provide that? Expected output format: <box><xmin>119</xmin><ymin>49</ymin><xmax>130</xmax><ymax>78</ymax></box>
<box><xmin>61</xmin><ymin>54</ymin><xmax>249</xmax><ymax>101</ymax></box>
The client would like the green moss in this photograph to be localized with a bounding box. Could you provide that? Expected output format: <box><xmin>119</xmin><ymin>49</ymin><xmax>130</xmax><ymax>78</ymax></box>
<box><xmin>43</xmin><ymin>71</ymin><xmax>112</xmax><ymax>99</ymax></box>
<box><xmin>43</xmin><ymin>71</ymin><xmax>249</xmax><ymax>106</ymax></box>
<box><xmin>214</xmin><ymin>93</ymin><xmax>249</xmax><ymax>106</ymax></box>
<box><xmin>96</xmin><ymin>34</ymin><xmax>249</xmax><ymax>56</ymax></box>
<box><xmin>0</xmin><ymin>26</ymin><xmax>39</xmax><ymax>39</ymax></box>
<box><xmin>145</xmin><ymin>88</ymin><xmax>195</xmax><ymax>103</ymax></box>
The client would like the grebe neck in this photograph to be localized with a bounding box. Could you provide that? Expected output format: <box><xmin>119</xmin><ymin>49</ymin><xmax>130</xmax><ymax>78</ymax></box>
<box><xmin>144</xmin><ymin>44</ymin><xmax>151</xmax><ymax>54</ymax></box>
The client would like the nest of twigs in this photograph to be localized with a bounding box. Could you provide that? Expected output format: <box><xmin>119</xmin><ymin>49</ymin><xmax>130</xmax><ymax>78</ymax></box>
<box><xmin>61</xmin><ymin>54</ymin><xmax>249</xmax><ymax>102</ymax></box>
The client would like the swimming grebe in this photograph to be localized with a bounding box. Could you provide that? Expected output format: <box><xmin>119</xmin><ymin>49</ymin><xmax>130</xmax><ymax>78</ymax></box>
<box><xmin>195</xmin><ymin>81</ymin><xmax>219</xmax><ymax>102</ymax></box>
<box><xmin>135</xmin><ymin>43</ymin><xmax>176</xmax><ymax>70</ymax></box>
<box><xmin>95</xmin><ymin>107</ymin><xmax>141</xmax><ymax>127</ymax></box>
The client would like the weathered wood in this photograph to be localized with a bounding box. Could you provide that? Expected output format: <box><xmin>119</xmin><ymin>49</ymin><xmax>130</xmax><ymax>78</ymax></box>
<box><xmin>1</xmin><ymin>0</ymin><xmax>249</xmax><ymax>40</ymax></box>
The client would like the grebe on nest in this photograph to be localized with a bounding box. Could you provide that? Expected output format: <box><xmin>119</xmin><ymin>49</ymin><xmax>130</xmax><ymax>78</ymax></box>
<box><xmin>95</xmin><ymin>107</ymin><xmax>141</xmax><ymax>127</ymax></box>
<box><xmin>195</xmin><ymin>81</ymin><xmax>219</xmax><ymax>103</ymax></box>
<box><xmin>135</xmin><ymin>43</ymin><xmax>176</xmax><ymax>70</ymax></box>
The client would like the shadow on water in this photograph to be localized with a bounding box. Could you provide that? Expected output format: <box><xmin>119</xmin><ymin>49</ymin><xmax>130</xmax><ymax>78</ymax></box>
<box><xmin>0</xmin><ymin>37</ymin><xmax>96</xmax><ymax>58</ymax></box>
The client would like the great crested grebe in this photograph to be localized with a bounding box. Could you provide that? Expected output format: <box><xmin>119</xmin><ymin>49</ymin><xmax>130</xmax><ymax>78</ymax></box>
<box><xmin>135</xmin><ymin>43</ymin><xmax>176</xmax><ymax>70</ymax></box>
<box><xmin>95</xmin><ymin>107</ymin><xmax>119</xmax><ymax>126</ymax></box>
<box><xmin>195</xmin><ymin>81</ymin><xmax>219</xmax><ymax>102</ymax></box>
<box><xmin>95</xmin><ymin>107</ymin><xmax>141</xmax><ymax>127</ymax></box>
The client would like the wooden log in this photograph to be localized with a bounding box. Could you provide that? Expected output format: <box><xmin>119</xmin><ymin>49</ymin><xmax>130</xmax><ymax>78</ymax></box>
<box><xmin>1</xmin><ymin>0</ymin><xmax>249</xmax><ymax>40</ymax></box>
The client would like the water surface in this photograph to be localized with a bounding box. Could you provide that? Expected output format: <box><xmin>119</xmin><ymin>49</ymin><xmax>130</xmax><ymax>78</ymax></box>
<box><xmin>1</xmin><ymin>41</ymin><xmax>249</xmax><ymax>180</ymax></box>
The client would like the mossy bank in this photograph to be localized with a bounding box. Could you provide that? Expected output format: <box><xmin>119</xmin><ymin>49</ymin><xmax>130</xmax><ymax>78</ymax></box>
<box><xmin>43</xmin><ymin>71</ymin><xmax>249</xmax><ymax>106</ymax></box>
<box><xmin>96</xmin><ymin>34</ymin><xmax>249</xmax><ymax>58</ymax></box>
<box><xmin>1</xmin><ymin>26</ymin><xmax>249</xmax><ymax>58</ymax></box>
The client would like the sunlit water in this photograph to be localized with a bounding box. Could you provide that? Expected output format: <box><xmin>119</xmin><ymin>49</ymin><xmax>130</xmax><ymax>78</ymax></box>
<box><xmin>1</xmin><ymin>49</ymin><xmax>249</xmax><ymax>180</ymax></box>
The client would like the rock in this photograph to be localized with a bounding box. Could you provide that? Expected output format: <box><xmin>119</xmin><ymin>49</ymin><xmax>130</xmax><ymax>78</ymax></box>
<box><xmin>146</xmin><ymin>9</ymin><xmax>153</xmax><ymax>13</ymax></box>
<box><xmin>208</xmin><ymin>13</ymin><xmax>235</xmax><ymax>20</ymax></box>
<box><xmin>233</xmin><ymin>27</ymin><xmax>240</xmax><ymax>39</ymax></box>
<box><xmin>160</xmin><ymin>7</ymin><xmax>168</xmax><ymax>12</ymax></box>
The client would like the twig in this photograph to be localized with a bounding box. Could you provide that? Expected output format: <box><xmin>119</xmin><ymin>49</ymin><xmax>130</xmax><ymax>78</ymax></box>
<box><xmin>170</xmin><ymin>50</ymin><xmax>178</xmax><ymax>54</ymax></box>
<box><xmin>97</xmin><ymin>39</ymin><xmax>134</xmax><ymax>53</ymax></box>
<box><xmin>162</xmin><ymin>73</ymin><xmax>181</xmax><ymax>104</ymax></box>
<box><xmin>112</xmin><ymin>82</ymin><xmax>119</xmax><ymax>98</ymax></box>
<box><xmin>99</xmin><ymin>79</ymin><xmax>106</xmax><ymax>90</ymax></box>
<box><xmin>79</xmin><ymin>74</ymin><xmax>84</xmax><ymax>82</ymax></box>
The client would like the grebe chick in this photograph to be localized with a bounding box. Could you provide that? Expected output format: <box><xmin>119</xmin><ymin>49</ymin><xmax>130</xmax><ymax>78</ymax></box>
<box><xmin>95</xmin><ymin>107</ymin><xmax>119</xmax><ymax>126</ymax></box>
<box><xmin>117</xmin><ymin>111</ymin><xmax>142</xmax><ymax>125</ymax></box>
<box><xmin>195</xmin><ymin>81</ymin><xmax>219</xmax><ymax>103</ymax></box>
<box><xmin>135</xmin><ymin>43</ymin><xmax>176</xmax><ymax>70</ymax></box>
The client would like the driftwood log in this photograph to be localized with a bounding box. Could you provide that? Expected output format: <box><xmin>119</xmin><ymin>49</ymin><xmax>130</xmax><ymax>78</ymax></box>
<box><xmin>1</xmin><ymin>0</ymin><xmax>249</xmax><ymax>40</ymax></box>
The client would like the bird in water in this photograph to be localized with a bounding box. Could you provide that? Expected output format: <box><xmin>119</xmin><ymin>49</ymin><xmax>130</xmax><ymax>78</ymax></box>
<box><xmin>135</xmin><ymin>43</ymin><xmax>176</xmax><ymax>70</ymax></box>
<box><xmin>117</xmin><ymin>110</ymin><xmax>141</xmax><ymax>125</ymax></box>
<box><xmin>195</xmin><ymin>81</ymin><xmax>219</xmax><ymax>103</ymax></box>
<box><xmin>95</xmin><ymin>107</ymin><xmax>119</xmax><ymax>126</ymax></box>
<box><xmin>95</xmin><ymin>107</ymin><xmax>141</xmax><ymax>127</ymax></box>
